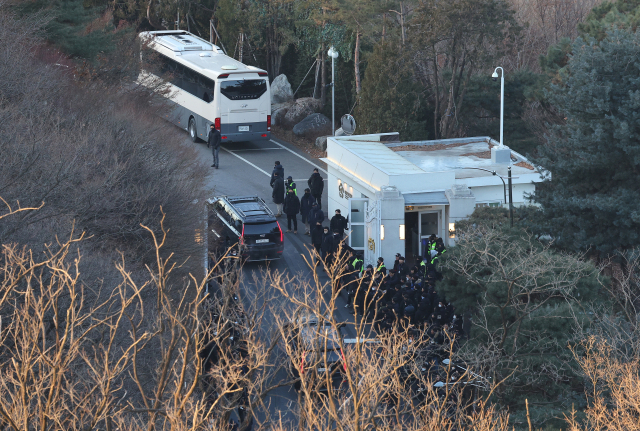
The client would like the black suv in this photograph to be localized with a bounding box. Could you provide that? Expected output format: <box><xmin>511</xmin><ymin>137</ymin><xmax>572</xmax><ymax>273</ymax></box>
<box><xmin>207</xmin><ymin>196</ymin><xmax>284</xmax><ymax>262</ymax></box>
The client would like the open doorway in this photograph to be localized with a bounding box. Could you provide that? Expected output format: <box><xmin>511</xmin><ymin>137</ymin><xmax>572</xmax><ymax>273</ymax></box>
<box><xmin>419</xmin><ymin>212</ymin><xmax>439</xmax><ymax>257</ymax></box>
<box><xmin>404</xmin><ymin>212</ymin><xmax>419</xmax><ymax>264</ymax></box>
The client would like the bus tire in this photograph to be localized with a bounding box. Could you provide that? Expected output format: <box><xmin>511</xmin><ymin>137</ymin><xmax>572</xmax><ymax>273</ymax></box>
<box><xmin>188</xmin><ymin>117</ymin><xmax>198</xmax><ymax>143</ymax></box>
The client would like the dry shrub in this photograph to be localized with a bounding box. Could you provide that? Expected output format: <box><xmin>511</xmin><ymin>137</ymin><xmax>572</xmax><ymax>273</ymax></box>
<box><xmin>567</xmin><ymin>337</ymin><xmax>640</xmax><ymax>431</ymax></box>
<box><xmin>0</xmin><ymin>1</ymin><xmax>206</xmax><ymax>272</ymax></box>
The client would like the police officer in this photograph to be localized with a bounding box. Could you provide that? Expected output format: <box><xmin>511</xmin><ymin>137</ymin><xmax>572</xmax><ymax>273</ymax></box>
<box><xmin>207</xmin><ymin>124</ymin><xmax>221</xmax><ymax>168</ymax></box>
<box><xmin>285</xmin><ymin>176</ymin><xmax>297</xmax><ymax>196</ymax></box>
<box><xmin>376</xmin><ymin>257</ymin><xmax>387</xmax><ymax>276</ymax></box>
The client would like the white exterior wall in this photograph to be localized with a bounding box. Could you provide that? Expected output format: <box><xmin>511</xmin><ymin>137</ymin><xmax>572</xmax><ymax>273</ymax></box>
<box><xmin>388</xmin><ymin>171</ymin><xmax>455</xmax><ymax>192</ymax></box>
<box><xmin>470</xmin><ymin>183</ymin><xmax>537</xmax><ymax>206</ymax></box>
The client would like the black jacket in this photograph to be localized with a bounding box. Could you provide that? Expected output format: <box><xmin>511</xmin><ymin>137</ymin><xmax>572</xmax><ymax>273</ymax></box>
<box><xmin>207</xmin><ymin>128</ymin><xmax>221</xmax><ymax>149</ymax></box>
<box><xmin>300</xmin><ymin>192</ymin><xmax>316</xmax><ymax>218</ymax></box>
<box><xmin>308</xmin><ymin>172</ymin><xmax>324</xmax><ymax>195</ymax></box>
<box><xmin>308</xmin><ymin>207</ymin><xmax>325</xmax><ymax>227</ymax></box>
<box><xmin>283</xmin><ymin>193</ymin><xmax>300</xmax><ymax>215</ymax></box>
<box><xmin>330</xmin><ymin>214</ymin><xmax>347</xmax><ymax>235</ymax></box>
<box><xmin>270</xmin><ymin>165</ymin><xmax>284</xmax><ymax>187</ymax></box>
<box><xmin>311</xmin><ymin>227</ymin><xmax>324</xmax><ymax>246</ymax></box>
<box><xmin>321</xmin><ymin>232</ymin><xmax>334</xmax><ymax>253</ymax></box>
<box><xmin>271</xmin><ymin>177</ymin><xmax>285</xmax><ymax>204</ymax></box>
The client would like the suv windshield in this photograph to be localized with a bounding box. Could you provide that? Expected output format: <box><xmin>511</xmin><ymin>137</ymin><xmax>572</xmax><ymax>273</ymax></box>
<box><xmin>243</xmin><ymin>222</ymin><xmax>279</xmax><ymax>236</ymax></box>
<box><xmin>220</xmin><ymin>79</ymin><xmax>267</xmax><ymax>100</ymax></box>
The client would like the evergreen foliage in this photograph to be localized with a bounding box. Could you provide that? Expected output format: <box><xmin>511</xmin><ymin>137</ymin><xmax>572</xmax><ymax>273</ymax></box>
<box><xmin>355</xmin><ymin>42</ymin><xmax>428</xmax><ymax>140</ymax></box>
<box><xmin>461</xmin><ymin>70</ymin><xmax>542</xmax><ymax>155</ymax></box>
<box><xmin>440</xmin><ymin>218</ymin><xmax>601</xmax><ymax>426</ymax></box>
<box><xmin>532</xmin><ymin>29</ymin><xmax>640</xmax><ymax>254</ymax></box>
<box><xmin>18</xmin><ymin>0</ymin><xmax>117</xmax><ymax>60</ymax></box>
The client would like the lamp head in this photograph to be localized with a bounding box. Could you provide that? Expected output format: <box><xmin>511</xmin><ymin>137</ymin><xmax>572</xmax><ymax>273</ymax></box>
<box><xmin>491</xmin><ymin>71</ymin><xmax>499</xmax><ymax>81</ymax></box>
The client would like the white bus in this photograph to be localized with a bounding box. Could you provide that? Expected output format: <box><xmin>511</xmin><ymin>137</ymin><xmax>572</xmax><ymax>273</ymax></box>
<box><xmin>138</xmin><ymin>30</ymin><xmax>271</xmax><ymax>143</ymax></box>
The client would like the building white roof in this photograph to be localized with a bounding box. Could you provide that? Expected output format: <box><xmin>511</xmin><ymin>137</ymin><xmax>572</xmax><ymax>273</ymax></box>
<box><xmin>139</xmin><ymin>30</ymin><xmax>267</xmax><ymax>80</ymax></box>
<box><xmin>338</xmin><ymin>140</ymin><xmax>425</xmax><ymax>176</ymax></box>
<box><xmin>389</xmin><ymin>139</ymin><xmax>535</xmax><ymax>178</ymax></box>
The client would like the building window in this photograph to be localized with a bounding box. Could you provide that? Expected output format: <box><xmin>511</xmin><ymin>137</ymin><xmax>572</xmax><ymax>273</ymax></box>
<box><xmin>489</xmin><ymin>202</ymin><xmax>501</xmax><ymax>207</ymax></box>
<box><xmin>475</xmin><ymin>203</ymin><xmax>488</xmax><ymax>208</ymax></box>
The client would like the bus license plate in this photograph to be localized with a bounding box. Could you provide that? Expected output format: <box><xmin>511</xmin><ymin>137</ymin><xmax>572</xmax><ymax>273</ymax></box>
<box><xmin>238</xmin><ymin>126</ymin><xmax>250</xmax><ymax>132</ymax></box>
<box><xmin>255</xmin><ymin>239</ymin><xmax>269</xmax><ymax>243</ymax></box>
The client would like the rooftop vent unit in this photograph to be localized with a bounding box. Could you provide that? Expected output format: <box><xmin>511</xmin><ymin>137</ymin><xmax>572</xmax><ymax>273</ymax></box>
<box><xmin>169</xmin><ymin>35</ymin><xmax>202</xmax><ymax>50</ymax></box>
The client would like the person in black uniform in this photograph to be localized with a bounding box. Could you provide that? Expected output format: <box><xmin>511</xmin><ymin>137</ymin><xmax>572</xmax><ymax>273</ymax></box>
<box><xmin>207</xmin><ymin>124</ymin><xmax>221</xmax><ymax>168</ymax></box>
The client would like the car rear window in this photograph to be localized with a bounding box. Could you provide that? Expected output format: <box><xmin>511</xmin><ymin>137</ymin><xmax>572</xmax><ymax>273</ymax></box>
<box><xmin>243</xmin><ymin>222</ymin><xmax>279</xmax><ymax>236</ymax></box>
<box><xmin>220</xmin><ymin>79</ymin><xmax>267</xmax><ymax>100</ymax></box>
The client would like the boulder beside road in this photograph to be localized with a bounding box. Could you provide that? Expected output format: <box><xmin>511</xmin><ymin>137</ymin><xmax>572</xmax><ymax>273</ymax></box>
<box><xmin>270</xmin><ymin>74</ymin><xmax>293</xmax><ymax>104</ymax></box>
<box><xmin>283</xmin><ymin>97</ymin><xmax>322</xmax><ymax>128</ymax></box>
<box><xmin>293</xmin><ymin>113</ymin><xmax>332</xmax><ymax>139</ymax></box>
<box><xmin>315</xmin><ymin>136</ymin><xmax>328</xmax><ymax>151</ymax></box>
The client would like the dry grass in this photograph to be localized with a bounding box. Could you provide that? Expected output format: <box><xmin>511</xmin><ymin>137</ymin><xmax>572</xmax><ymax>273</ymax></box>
<box><xmin>271</xmin><ymin>126</ymin><xmax>327</xmax><ymax>160</ymax></box>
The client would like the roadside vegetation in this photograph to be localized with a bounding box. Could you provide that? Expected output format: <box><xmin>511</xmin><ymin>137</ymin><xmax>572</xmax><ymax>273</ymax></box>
<box><xmin>3</xmin><ymin>0</ymin><xmax>640</xmax><ymax>429</ymax></box>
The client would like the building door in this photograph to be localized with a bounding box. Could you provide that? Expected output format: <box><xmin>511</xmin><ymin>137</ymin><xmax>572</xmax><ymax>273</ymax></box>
<box><xmin>419</xmin><ymin>211</ymin><xmax>440</xmax><ymax>257</ymax></box>
<box><xmin>348</xmin><ymin>198</ymin><xmax>368</xmax><ymax>254</ymax></box>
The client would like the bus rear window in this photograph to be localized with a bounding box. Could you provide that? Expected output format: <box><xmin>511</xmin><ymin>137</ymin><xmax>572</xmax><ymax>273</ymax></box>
<box><xmin>220</xmin><ymin>80</ymin><xmax>267</xmax><ymax>100</ymax></box>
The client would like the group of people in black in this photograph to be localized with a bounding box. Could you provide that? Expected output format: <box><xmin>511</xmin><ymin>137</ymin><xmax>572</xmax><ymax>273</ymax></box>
<box><xmin>332</xmin><ymin>235</ymin><xmax>464</xmax><ymax>349</ymax></box>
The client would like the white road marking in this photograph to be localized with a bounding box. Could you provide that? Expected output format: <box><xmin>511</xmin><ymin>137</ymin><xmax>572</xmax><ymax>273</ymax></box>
<box><xmin>230</xmin><ymin>148</ymin><xmax>283</xmax><ymax>152</ymax></box>
<box><xmin>270</xmin><ymin>139</ymin><xmax>328</xmax><ymax>175</ymax></box>
<box><xmin>220</xmin><ymin>147</ymin><xmax>270</xmax><ymax>177</ymax></box>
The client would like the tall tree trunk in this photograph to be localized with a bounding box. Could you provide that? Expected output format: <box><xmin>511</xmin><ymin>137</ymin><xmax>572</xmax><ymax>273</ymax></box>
<box><xmin>313</xmin><ymin>53</ymin><xmax>321</xmax><ymax>99</ymax></box>
<box><xmin>432</xmin><ymin>52</ymin><xmax>440</xmax><ymax>140</ymax></box>
<box><xmin>321</xmin><ymin>43</ymin><xmax>327</xmax><ymax>107</ymax></box>
<box><xmin>147</xmin><ymin>0</ymin><xmax>166</xmax><ymax>30</ymax></box>
<box><xmin>354</xmin><ymin>31</ymin><xmax>362</xmax><ymax>94</ymax></box>
<box><xmin>382</xmin><ymin>13</ymin><xmax>386</xmax><ymax>42</ymax></box>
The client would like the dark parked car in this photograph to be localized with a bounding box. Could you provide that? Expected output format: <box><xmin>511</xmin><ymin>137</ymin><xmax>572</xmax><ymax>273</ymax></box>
<box><xmin>281</xmin><ymin>311</ymin><xmax>348</xmax><ymax>392</ymax></box>
<box><xmin>207</xmin><ymin>196</ymin><xmax>284</xmax><ymax>262</ymax></box>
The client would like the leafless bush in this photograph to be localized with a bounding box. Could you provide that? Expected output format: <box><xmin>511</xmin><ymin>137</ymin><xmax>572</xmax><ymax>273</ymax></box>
<box><xmin>503</xmin><ymin>0</ymin><xmax>603</xmax><ymax>71</ymax></box>
<box><xmin>0</xmin><ymin>2</ymin><xmax>205</xmax><ymax>271</ymax></box>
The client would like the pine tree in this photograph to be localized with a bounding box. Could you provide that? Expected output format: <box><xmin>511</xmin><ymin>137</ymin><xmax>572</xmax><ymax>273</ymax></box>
<box><xmin>355</xmin><ymin>42</ymin><xmax>428</xmax><ymax>140</ymax></box>
<box><xmin>532</xmin><ymin>28</ymin><xmax>640</xmax><ymax>254</ymax></box>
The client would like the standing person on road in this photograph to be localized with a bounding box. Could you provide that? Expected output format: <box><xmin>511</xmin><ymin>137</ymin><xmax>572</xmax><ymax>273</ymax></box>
<box><xmin>330</xmin><ymin>209</ymin><xmax>347</xmax><ymax>239</ymax></box>
<box><xmin>307</xmin><ymin>168</ymin><xmax>324</xmax><ymax>209</ymax></box>
<box><xmin>308</xmin><ymin>202</ymin><xmax>325</xmax><ymax>236</ymax></box>
<box><xmin>283</xmin><ymin>189</ymin><xmax>300</xmax><ymax>233</ymax></box>
<box><xmin>271</xmin><ymin>172</ymin><xmax>285</xmax><ymax>217</ymax></box>
<box><xmin>270</xmin><ymin>161</ymin><xmax>284</xmax><ymax>187</ymax></box>
<box><xmin>300</xmin><ymin>188</ymin><xmax>316</xmax><ymax>235</ymax></box>
<box><xmin>311</xmin><ymin>222</ymin><xmax>324</xmax><ymax>254</ymax></box>
<box><xmin>207</xmin><ymin>124</ymin><xmax>221</xmax><ymax>168</ymax></box>
<box><xmin>285</xmin><ymin>176</ymin><xmax>297</xmax><ymax>196</ymax></box>
<box><xmin>321</xmin><ymin>226</ymin><xmax>334</xmax><ymax>265</ymax></box>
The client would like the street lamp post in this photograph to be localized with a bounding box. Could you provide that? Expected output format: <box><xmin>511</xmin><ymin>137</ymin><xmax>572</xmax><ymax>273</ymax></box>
<box><xmin>462</xmin><ymin>167</ymin><xmax>507</xmax><ymax>207</ymax></box>
<box><xmin>491</xmin><ymin>67</ymin><xmax>504</xmax><ymax>147</ymax></box>
<box><xmin>328</xmin><ymin>46</ymin><xmax>339</xmax><ymax>135</ymax></box>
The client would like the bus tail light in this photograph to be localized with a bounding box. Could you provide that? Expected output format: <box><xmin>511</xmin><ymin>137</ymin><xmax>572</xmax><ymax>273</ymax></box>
<box><xmin>218</xmin><ymin>74</ymin><xmax>229</xmax><ymax>79</ymax></box>
<box><xmin>214</xmin><ymin>118</ymin><xmax>221</xmax><ymax>130</ymax></box>
<box><xmin>261</xmin><ymin>134</ymin><xmax>267</xmax><ymax>137</ymax></box>
<box><xmin>267</xmin><ymin>115</ymin><xmax>271</xmax><ymax>131</ymax></box>
<box><xmin>221</xmin><ymin>136</ymin><xmax>227</xmax><ymax>139</ymax></box>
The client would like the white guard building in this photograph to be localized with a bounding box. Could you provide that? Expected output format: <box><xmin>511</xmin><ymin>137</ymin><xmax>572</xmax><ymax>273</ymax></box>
<box><xmin>322</xmin><ymin>133</ymin><xmax>545</xmax><ymax>267</ymax></box>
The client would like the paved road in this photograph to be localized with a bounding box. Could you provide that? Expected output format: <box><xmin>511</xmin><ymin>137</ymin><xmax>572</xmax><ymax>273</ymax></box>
<box><xmin>190</xmin><ymin>133</ymin><xmax>359</xmax><ymax>426</ymax></box>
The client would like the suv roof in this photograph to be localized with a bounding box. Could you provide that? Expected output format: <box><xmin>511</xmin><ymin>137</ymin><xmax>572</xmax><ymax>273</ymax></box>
<box><xmin>217</xmin><ymin>196</ymin><xmax>276</xmax><ymax>223</ymax></box>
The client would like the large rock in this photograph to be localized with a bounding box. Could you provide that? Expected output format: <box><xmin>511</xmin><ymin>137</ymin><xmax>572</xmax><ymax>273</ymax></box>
<box><xmin>283</xmin><ymin>97</ymin><xmax>323</xmax><ymax>128</ymax></box>
<box><xmin>293</xmin><ymin>113</ymin><xmax>332</xmax><ymax>139</ymax></box>
<box><xmin>315</xmin><ymin>135</ymin><xmax>329</xmax><ymax>151</ymax></box>
<box><xmin>270</xmin><ymin>74</ymin><xmax>293</xmax><ymax>104</ymax></box>
<box><xmin>272</xmin><ymin>105</ymin><xmax>289</xmax><ymax>126</ymax></box>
